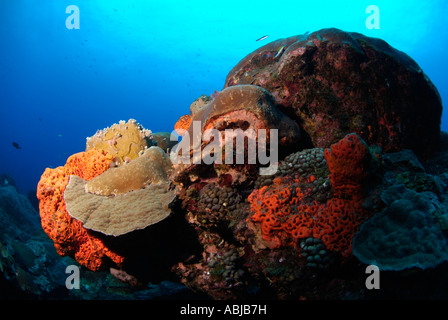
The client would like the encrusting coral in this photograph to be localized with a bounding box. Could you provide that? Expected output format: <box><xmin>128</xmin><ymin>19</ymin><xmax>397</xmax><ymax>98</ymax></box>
<box><xmin>36</xmin><ymin>149</ymin><xmax>125</xmax><ymax>271</ymax></box>
<box><xmin>324</xmin><ymin>133</ymin><xmax>370</xmax><ymax>201</ymax></box>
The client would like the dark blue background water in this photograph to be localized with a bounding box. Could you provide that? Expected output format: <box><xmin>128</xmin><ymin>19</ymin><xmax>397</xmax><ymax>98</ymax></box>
<box><xmin>1</xmin><ymin>0</ymin><xmax>447</xmax><ymax>194</ymax></box>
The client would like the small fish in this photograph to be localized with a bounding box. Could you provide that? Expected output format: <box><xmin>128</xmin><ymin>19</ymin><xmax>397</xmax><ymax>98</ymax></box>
<box><xmin>256</xmin><ymin>35</ymin><xmax>269</xmax><ymax>42</ymax></box>
<box><xmin>274</xmin><ymin>45</ymin><xmax>286</xmax><ymax>58</ymax></box>
<box><xmin>12</xmin><ymin>142</ymin><xmax>21</xmax><ymax>149</ymax></box>
<box><xmin>316</xmin><ymin>34</ymin><xmax>323</xmax><ymax>41</ymax></box>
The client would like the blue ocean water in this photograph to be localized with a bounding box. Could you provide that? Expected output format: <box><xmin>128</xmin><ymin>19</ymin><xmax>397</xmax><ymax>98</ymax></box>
<box><xmin>0</xmin><ymin>0</ymin><xmax>447</xmax><ymax>195</ymax></box>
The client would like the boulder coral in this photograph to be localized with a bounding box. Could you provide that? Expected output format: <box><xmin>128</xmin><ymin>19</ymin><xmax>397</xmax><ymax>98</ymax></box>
<box><xmin>36</xmin><ymin>149</ymin><xmax>125</xmax><ymax>271</ymax></box>
<box><xmin>189</xmin><ymin>94</ymin><xmax>213</xmax><ymax>115</ymax></box>
<box><xmin>225</xmin><ymin>28</ymin><xmax>442</xmax><ymax>157</ymax></box>
<box><xmin>353</xmin><ymin>185</ymin><xmax>448</xmax><ymax>270</ymax></box>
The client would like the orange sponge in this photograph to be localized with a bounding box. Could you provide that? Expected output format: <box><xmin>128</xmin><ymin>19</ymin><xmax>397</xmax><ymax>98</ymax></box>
<box><xmin>248</xmin><ymin>134</ymin><xmax>372</xmax><ymax>258</ymax></box>
<box><xmin>174</xmin><ymin>114</ymin><xmax>192</xmax><ymax>135</ymax></box>
<box><xmin>36</xmin><ymin>149</ymin><xmax>124</xmax><ymax>271</ymax></box>
<box><xmin>324</xmin><ymin>133</ymin><xmax>369</xmax><ymax>200</ymax></box>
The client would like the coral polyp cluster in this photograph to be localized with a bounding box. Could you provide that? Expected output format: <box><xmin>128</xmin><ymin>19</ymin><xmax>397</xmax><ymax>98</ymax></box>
<box><xmin>86</xmin><ymin>119</ymin><xmax>153</xmax><ymax>166</ymax></box>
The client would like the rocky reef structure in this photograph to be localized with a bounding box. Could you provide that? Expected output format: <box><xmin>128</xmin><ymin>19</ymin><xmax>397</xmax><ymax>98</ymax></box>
<box><xmin>17</xmin><ymin>28</ymin><xmax>448</xmax><ymax>300</ymax></box>
<box><xmin>163</xmin><ymin>29</ymin><xmax>447</xmax><ymax>299</ymax></box>
<box><xmin>150</xmin><ymin>132</ymin><xmax>177</xmax><ymax>153</ymax></box>
<box><xmin>0</xmin><ymin>182</ymin><xmax>74</xmax><ymax>297</ymax></box>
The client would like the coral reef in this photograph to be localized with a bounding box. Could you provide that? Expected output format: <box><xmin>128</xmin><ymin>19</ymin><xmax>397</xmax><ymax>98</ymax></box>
<box><xmin>324</xmin><ymin>133</ymin><xmax>370</xmax><ymax>200</ymax></box>
<box><xmin>189</xmin><ymin>94</ymin><xmax>213</xmax><ymax>115</ymax></box>
<box><xmin>5</xmin><ymin>29</ymin><xmax>446</xmax><ymax>300</ymax></box>
<box><xmin>0</xmin><ymin>181</ymin><xmax>78</xmax><ymax>297</ymax></box>
<box><xmin>178</xmin><ymin>84</ymin><xmax>300</xmax><ymax>149</ymax></box>
<box><xmin>298</xmin><ymin>237</ymin><xmax>333</xmax><ymax>269</ymax></box>
<box><xmin>195</xmin><ymin>182</ymin><xmax>243</xmax><ymax>227</ymax></box>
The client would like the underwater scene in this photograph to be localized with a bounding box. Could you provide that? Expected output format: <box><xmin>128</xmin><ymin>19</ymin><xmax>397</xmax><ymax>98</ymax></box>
<box><xmin>1</xmin><ymin>0</ymin><xmax>448</xmax><ymax>306</ymax></box>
